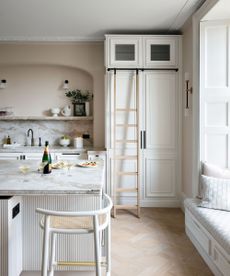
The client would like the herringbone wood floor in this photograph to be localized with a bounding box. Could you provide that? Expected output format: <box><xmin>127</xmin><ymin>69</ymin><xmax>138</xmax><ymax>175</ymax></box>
<box><xmin>22</xmin><ymin>208</ymin><xmax>213</xmax><ymax>276</ymax></box>
<box><xmin>111</xmin><ymin>208</ymin><xmax>213</xmax><ymax>276</ymax></box>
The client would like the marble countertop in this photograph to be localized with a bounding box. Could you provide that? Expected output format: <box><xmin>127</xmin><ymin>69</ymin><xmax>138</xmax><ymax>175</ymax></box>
<box><xmin>0</xmin><ymin>146</ymin><xmax>106</xmax><ymax>153</ymax></box>
<box><xmin>0</xmin><ymin>160</ymin><xmax>104</xmax><ymax>195</ymax></box>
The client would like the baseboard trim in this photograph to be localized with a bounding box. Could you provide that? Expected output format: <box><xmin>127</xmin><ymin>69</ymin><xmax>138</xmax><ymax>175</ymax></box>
<box><xmin>117</xmin><ymin>196</ymin><xmax>181</xmax><ymax>207</ymax></box>
<box><xmin>180</xmin><ymin>192</ymin><xmax>187</xmax><ymax>213</ymax></box>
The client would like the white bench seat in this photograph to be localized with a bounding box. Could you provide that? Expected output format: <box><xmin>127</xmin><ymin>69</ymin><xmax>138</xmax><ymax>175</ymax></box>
<box><xmin>185</xmin><ymin>198</ymin><xmax>230</xmax><ymax>276</ymax></box>
<box><xmin>185</xmin><ymin>198</ymin><xmax>230</xmax><ymax>255</ymax></box>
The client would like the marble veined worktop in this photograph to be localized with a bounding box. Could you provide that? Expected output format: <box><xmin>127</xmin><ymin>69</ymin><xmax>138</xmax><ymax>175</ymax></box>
<box><xmin>0</xmin><ymin>145</ymin><xmax>105</xmax><ymax>153</ymax></box>
<box><xmin>0</xmin><ymin>160</ymin><xmax>104</xmax><ymax>195</ymax></box>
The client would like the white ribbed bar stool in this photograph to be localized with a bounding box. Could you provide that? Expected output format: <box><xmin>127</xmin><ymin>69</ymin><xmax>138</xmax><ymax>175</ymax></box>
<box><xmin>36</xmin><ymin>193</ymin><xmax>112</xmax><ymax>276</ymax></box>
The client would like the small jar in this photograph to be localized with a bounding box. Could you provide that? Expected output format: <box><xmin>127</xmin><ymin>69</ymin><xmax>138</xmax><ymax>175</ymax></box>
<box><xmin>74</xmin><ymin>137</ymin><xmax>83</xmax><ymax>149</ymax></box>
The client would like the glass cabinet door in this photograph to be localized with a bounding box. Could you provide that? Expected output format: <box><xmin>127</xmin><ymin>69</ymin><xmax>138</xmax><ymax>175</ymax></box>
<box><xmin>106</xmin><ymin>37</ymin><xmax>142</xmax><ymax>68</ymax></box>
<box><xmin>144</xmin><ymin>37</ymin><xmax>178</xmax><ymax>68</ymax></box>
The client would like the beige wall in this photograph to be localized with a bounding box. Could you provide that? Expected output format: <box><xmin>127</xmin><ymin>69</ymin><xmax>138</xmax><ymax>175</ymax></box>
<box><xmin>0</xmin><ymin>42</ymin><xmax>105</xmax><ymax>147</ymax></box>
<box><xmin>182</xmin><ymin>19</ymin><xmax>194</xmax><ymax>197</ymax></box>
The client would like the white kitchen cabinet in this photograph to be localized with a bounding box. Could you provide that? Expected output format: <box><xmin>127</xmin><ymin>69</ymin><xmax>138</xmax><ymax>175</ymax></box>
<box><xmin>141</xmin><ymin>71</ymin><xmax>179</xmax><ymax>203</ymax></box>
<box><xmin>55</xmin><ymin>152</ymin><xmax>87</xmax><ymax>161</ymax></box>
<box><xmin>105</xmin><ymin>35</ymin><xmax>142</xmax><ymax>68</ymax></box>
<box><xmin>24</xmin><ymin>152</ymin><xmax>44</xmax><ymax>160</ymax></box>
<box><xmin>0</xmin><ymin>152</ymin><xmax>22</xmax><ymax>160</ymax></box>
<box><xmin>105</xmin><ymin>35</ymin><xmax>181</xmax><ymax>208</ymax></box>
<box><xmin>143</xmin><ymin>36</ymin><xmax>179</xmax><ymax>68</ymax></box>
<box><xmin>0</xmin><ymin>196</ymin><xmax>22</xmax><ymax>276</ymax></box>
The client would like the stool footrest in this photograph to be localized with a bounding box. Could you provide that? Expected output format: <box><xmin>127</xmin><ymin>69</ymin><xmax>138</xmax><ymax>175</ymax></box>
<box><xmin>57</xmin><ymin>261</ymin><xmax>106</xmax><ymax>267</ymax></box>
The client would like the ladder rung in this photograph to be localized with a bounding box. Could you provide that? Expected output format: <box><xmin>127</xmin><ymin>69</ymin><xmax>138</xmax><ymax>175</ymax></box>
<box><xmin>114</xmin><ymin>155</ymin><xmax>137</xmax><ymax>160</ymax></box>
<box><xmin>116</xmin><ymin>108</ymin><xmax>137</xmax><ymax>112</ymax></box>
<box><xmin>116</xmin><ymin>188</ymin><xmax>138</xmax><ymax>192</ymax></box>
<box><xmin>116</xmin><ymin>139</ymin><xmax>137</xmax><ymax>143</ymax></box>
<box><xmin>114</xmin><ymin>204</ymin><xmax>138</xmax><ymax>210</ymax></box>
<box><xmin>116</xmin><ymin>124</ymin><xmax>137</xmax><ymax>127</ymax></box>
<box><xmin>116</xmin><ymin>171</ymin><xmax>138</xmax><ymax>175</ymax></box>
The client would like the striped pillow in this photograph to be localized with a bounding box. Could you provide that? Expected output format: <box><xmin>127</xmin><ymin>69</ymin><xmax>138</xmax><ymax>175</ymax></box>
<box><xmin>199</xmin><ymin>175</ymin><xmax>230</xmax><ymax>211</ymax></box>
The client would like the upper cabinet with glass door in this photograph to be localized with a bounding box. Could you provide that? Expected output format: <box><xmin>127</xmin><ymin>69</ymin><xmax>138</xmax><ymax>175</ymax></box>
<box><xmin>143</xmin><ymin>36</ymin><xmax>179</xmax><ymax>68</ymax></box>
<box><xmin>105</xmin><ymin>35</ymin><xmax>142</xmax><ymax>68</ymax></box>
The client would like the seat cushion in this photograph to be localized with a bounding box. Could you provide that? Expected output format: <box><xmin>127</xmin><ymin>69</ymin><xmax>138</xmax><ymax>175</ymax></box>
<box><xmin>185</xmin><ymin>198</ymin><xmax>230</xmax><ymax>255</ymax></box>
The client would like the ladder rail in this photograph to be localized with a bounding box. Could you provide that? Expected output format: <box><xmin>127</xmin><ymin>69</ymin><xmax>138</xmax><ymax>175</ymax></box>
<box><xmin>112</xmin><ymin>69</ymin><xmax>141</xmax><ymax>218</ymax></box>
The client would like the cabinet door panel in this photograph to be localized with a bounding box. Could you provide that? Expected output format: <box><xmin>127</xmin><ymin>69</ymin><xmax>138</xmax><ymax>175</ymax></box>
<box><xmin>144</xmin><ymin>37</ymin><xmax>178</xmax><ymax>68</ymax></box>
<box><xmin>106</xmin><ymin>36</ymin><xmax>142</xmax><ymax>68</ymax></box>
<box><xmin>0</xmin><ymin>153</ymin><xmax>22</xmax><ymax>160</ymax></box>
<box><xmin>143</xmin><ymin>154</ymin><xmax>176</xmax><ymax>198</ymax></box>
<box><xmin>144</xmin><ymin>72</ymin><xmax>176</xmax><ymax>150</ymax></box>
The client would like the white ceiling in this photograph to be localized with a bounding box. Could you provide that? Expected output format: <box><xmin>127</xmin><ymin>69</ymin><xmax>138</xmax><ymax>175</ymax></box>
<box><xmin>203</xmin><ymin>0</ymin><xmax>230</xmax><ymax>21</ymax></box>
<box><xmin>0</xmin><ymin>0</ymin><xmax>204</xmax><ymax>41</ymax></box>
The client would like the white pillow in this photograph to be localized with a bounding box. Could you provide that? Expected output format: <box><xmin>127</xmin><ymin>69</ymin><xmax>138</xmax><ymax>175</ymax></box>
<box><xmin>202</xmin><ymin>162</ymin><xmax>230</xmax><ymax>179</ymax></box>
<box><xmin>199</xmin><ymin>175</ymin><xmax>230</xmax><ymax>211</ymax></box>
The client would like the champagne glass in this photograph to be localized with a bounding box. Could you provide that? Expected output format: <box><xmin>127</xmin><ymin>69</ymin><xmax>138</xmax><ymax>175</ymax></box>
<box><xmin>19</xmin><ymin>165</ymin><xmax>30</xmax><ymax>174</ymax></box>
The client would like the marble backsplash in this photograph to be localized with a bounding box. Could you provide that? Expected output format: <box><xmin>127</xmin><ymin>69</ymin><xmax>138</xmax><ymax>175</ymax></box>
<box><xmin>0</xmin><ymin>120</ymin><xmax>93</xmax><ymax>147</ymax></box>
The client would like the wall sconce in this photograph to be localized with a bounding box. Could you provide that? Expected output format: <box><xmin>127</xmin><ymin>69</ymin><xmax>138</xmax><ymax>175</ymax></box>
<box><xmin>184</xmin><ymin>73</ymin><xmax>193</xmax><ymax>117</ymax></box>
<box><xmin>63</xmin><ymin>80</ymin><xmax>69</xmax><ymax>90</ymax></box>
<box><xmin>0</xmin><ymin>79</ymin><xmax>7</xmax><ymax>89</ymax></box>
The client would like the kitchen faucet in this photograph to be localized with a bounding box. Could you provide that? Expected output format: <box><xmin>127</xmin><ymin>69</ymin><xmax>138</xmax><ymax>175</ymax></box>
<box><xmin>27</xmin><ymin>129</ymin><xmax>35</xmax><ymax>146</ymax></box>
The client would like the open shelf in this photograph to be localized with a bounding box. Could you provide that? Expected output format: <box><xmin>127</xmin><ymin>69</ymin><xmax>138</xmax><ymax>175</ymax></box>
<box><xmin>0</xmin><ymin>116</ymin><xmax>93</xmax><ymax>121</ymax></box>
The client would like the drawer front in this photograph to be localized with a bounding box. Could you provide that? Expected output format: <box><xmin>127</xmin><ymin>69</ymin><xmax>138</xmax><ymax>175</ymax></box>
<box><xmin>213</xmin><ymin>246</ymin><xmax>230</xmax><ymax>276</ymax></box>
<box><xmin>186</xmin><ymin>211</ymin><xmax>211</xmax><ymax>255</ymax></box>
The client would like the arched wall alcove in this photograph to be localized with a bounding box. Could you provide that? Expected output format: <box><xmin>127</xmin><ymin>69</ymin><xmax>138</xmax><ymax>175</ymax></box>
<box><xmin>0</xmin><ymin>42</ymin><xmax>105</xmax><ymax>147</ymax></box>
<box><xmin>0</xmin><ymin>64</ymin><xmax>93</xmax><ymax>116</ymax></box>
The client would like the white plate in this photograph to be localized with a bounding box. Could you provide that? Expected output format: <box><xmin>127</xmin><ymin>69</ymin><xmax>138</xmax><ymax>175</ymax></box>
<box><xmin>77</xmin><ymin>161</ymin><xmax>97</xmax><ymax>168</ymax></box>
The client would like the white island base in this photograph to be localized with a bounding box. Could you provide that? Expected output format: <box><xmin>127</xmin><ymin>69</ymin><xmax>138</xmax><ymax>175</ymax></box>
<box><xmin>0</xmin><ymin>160</ymin><xmax>105</xmax><ymax>276</ymax></box>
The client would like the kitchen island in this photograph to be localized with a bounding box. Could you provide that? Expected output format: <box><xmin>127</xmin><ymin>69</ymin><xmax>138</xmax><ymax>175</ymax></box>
<box><xmin>0</xmin><ymin>160</ymin><xmax>106</xmax><ymax>276</ymax></box>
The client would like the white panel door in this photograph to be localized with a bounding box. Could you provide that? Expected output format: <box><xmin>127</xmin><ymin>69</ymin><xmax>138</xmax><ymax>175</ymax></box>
<box><xmin>142</xmin><ymin>71</ymin><xmax>178</xmax><ymax>201</ymax></box>
<box><xmin>200</xmin><ymin>21</ymin><xmax>230</xmax><ymax>167</ymax></box>
<box><xmin>144</xmin><ymin>71</ymin><xmax>177</xmax><ymax>150</ymax></box>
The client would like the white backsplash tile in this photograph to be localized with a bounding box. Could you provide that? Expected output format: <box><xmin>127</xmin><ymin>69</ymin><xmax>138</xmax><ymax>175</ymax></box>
<box><xmin>0</xmin><ymin>121</ymin><xmax>93</xmax><ymax>147</ymax></box>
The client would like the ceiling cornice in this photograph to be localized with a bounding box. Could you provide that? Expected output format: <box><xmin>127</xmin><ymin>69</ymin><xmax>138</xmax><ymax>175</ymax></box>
<box><xmin>0</xmin><ymin>36</ymin><xmax>104</xmax><ymax>42</ymax></box>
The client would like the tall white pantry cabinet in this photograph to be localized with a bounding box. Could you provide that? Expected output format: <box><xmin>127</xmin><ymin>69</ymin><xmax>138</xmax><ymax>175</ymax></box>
<box><xmin>105</xmin><ymin>35</ymin><xmax>182</xmax><ymax>209</ymax></box>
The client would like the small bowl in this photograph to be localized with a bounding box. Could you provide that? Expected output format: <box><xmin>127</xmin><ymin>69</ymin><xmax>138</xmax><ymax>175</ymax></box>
<box><xmin>51</xmin><ymin>108</ymin><xmax>60</xmax><ymax>117</ymax></box>
<box><xmin>59</xmin><ymin>138</ymin><xmax>70</xmax><ymax>147</ymax></box>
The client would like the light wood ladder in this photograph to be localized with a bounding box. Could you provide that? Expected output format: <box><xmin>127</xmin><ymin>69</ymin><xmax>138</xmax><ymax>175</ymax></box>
<box><xmin>112</xmin><ymin>69</ymin><xmax>140</xmax><ymax>218</ymax></box>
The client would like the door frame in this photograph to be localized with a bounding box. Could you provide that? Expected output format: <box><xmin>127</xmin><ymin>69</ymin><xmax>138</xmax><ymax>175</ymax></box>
<box><xmin>191</xmin><ymin>0</ymin><xmax>219</xmax><ymax>197</ymax></box>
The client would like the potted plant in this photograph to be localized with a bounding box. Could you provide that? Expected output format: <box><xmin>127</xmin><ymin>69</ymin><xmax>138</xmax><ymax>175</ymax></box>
<box><xmin>65</xmin><ymin>90</ymin><xmax>93</xmax><ymax>116</ymax></box>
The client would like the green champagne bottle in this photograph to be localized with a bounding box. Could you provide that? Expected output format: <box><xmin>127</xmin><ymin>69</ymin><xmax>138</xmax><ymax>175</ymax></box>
<box><xmin>42</xmin><ymin>141</ymin><xmax>52</xmax><ymax>174</ymax></box>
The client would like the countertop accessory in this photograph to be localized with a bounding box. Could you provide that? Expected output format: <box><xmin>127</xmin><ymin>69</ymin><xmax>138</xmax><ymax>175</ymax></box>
<box><xmin>59</xmin><ymin>136</ymin><xmax>70</xmax><ymax>147</ymax></box>
<box><xmin>50</xmin><ymin>107</ymin><xmax>60</xmax><ymax>117</ymax></box>
<box><xmin>61</xmin><ymin>105</ymin><xmax>71</xmax><ymax>117</ymax></box>
<box><xmin>3</xmin><ymin>143</ymin><xmax>21</xmax><ymax>148</ymax></box>
<box><xmin>74</xmin><ymin>137</ymin><xmax>83</xmax><ymax>149</ymax></box>
<box><xmin>77</xmin><ymin>161</ymin><xmax>97</xmax><ymax>168</ymax></box>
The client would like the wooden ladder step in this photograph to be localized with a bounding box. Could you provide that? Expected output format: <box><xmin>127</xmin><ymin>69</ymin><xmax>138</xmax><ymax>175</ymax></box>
<box><xmin>114</xmin><ymin>204</ymin><xmax>138</xmax><ymax>210</ymax></box>
<box><xmin>114</xmin><ymin>155</ymin><xmax>137</xmax><ymax>160</ymax></box>
<box><xmin>116</xmin><ymin>171</ymin><xmax>138</xmax><ymax>176</ymax></box>
<box><xmin>116</xmin><ymin>188</ymin><xmax>138</xmax><ymax>192</ymax></box>
<box><xmin>116</xmin><ymin>124</ymin><xmax>137</xmax><ymax>127</ymax></box>
<box><xmin>116</xmin><ymin>108</ymin><xmax>137</xmax><ymax>112</ymax></box>
<box><xmin>116</xmin><ymin>139</ymin><xmax>137</xmax><ymax>143</ymax></box>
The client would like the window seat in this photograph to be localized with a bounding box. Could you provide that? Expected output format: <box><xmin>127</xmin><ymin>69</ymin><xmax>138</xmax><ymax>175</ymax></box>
<box><xmin>185</xmin><ymin>198</ymin><xmax>230</xmax><ymax>276</ymax></box>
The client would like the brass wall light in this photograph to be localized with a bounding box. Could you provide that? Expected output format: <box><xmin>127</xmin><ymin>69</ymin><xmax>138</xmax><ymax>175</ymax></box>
<box><xmin>184</xmin><ymin>72</ymin><xmax>192</xmax><ymax>116</ymax></box>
